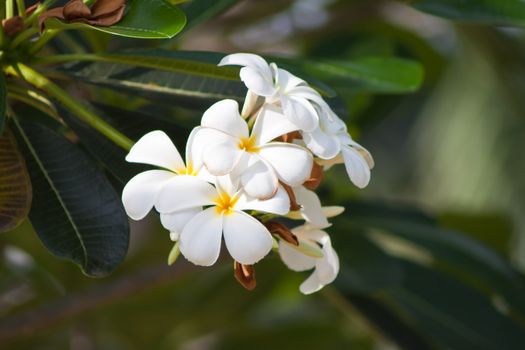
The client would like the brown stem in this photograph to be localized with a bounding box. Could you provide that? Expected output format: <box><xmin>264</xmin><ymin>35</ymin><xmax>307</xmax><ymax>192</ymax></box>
<box><xmin>0</xmin><ymin>262</ymin><xmax>194</xmax><ymax>343</ymax></box>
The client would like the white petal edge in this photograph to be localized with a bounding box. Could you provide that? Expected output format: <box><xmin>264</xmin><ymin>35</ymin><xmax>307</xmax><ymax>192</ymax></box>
<box><xmin>122</xmin><ymin>170</ymin><xmax>175</xmax><ymax>220</ymax></box>
<box><xmin>126</xmin><ymin>130</ymin><xmax>185</xmax><ymax>172</ymax></box>
<box><xmin>201</xmin><ymin>99</ymin><xmax>248</xmax><ymax>138</ymax></box>
<box><xmin>223</xmin><ymin>211</ymin><xmax>273</xmax><ymax>264</ymax></box>
<box><xmin>279</xmin><ymin>241</ymin><xmax>316</xmax><ymax>272</ymax></box>
<box><xmin>179</xmin><ymin>207</ymin><xmax>224</xmax><ymax>266</ymax></box>
<box><xmin>341</xmin><ymin>146</ymin><xmax>371</xmax><ymax>189</ymax></box>
<box><xmin>252</xmin><ymin>105</ymin><xmax>299</xmax><ymax>145</ymax></box>
<box><xmin>294</xmin><ymin>186</ymin><xmax>330</xmax><ymax>228</ymax></box>
<box><xmin>240</xmin><ymin>157</ymin><xmax>279</xmax><ymax>199</ymax></box>
<box><xmin>155</xmin><ymin>175</ymin><xmax>216</xmax><ymax>213</ymax></box>
<box><xmin>160</xmin><ymin>207</ymin><xmax>202</xmax><ymax>235</ymax></box>
<box><xmin>236</xmin><ymin>184</ymin><xmax>290</xmax><ymax>215</ymax></box>
<box><xmin>258</xmin><ymin>143</ymin><xmax>313</xmax><ymax>187</ymax></box>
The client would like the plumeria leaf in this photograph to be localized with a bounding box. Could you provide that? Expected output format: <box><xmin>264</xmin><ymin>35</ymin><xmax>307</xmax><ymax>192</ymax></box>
<box><xmin>0</xmin><ymin>74</ymin><xmax>6</xmax><ymax>134</ymax></box>
<box><xmin>59</xmin><ymin>103</ymin><xmax>191</xmax><ymax>185</ymax></box>
<box><xmin>56</xmin><ymin>50</ymin><xmax>247</xmax><ymax>109</ymax></box>
<box><xmin>297</xmin><ymin>57</ymin><xmax>425</xmax><ymax>93</ymax></box>
<box><xmin>12</xmin><ymin>118</ymin><xmax>129</xmax><ymax>276</ymax></box>
<box><xmin>411</xmin><ymin>0</ymin><xmax>525</xmax><ymax>26</ymax></box>
<box><xmin>0</xmin><ymin>128</ymin><xmax>32</xmax><ymax>233</ymax></box>
<box><xmin>44</xmin><ymin>0</ymin><xmax>186</xmax><ymax>39</ymax></box>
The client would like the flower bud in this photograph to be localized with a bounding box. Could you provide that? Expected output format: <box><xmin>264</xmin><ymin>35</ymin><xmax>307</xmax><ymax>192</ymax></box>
<box><xmin>234</xmin><ymin>261</ymin><xmax>256</xmax><ymax>291</ymax></box>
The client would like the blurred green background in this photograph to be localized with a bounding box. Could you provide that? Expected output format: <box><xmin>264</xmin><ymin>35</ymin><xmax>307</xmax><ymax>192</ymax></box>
<box><xmin>3</xmin><ymin>0</ymin><xmax>525</xmax><ymax>349</ymax></box>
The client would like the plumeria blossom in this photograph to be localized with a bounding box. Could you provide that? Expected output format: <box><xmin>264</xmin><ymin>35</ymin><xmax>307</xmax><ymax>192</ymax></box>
<box><xmin>193</xmin><ymin>99</ymin><xmax>313</xmax><ymax>199</ymax></box>
<box><xmin>155</xmin><ymin>175</ymin><xmax>290</xmax><ymax>266</ymax></box>
<box><xmin>219</xmin><ymin>53</ymin><xmax>322</xmax><ymax>132</ymax></box>
<box><xmin>302</xmin><ymin>101</ymin><xmax>374</xmax><ymax>188</ymax></box>
<box><xmin>279</xmin><ymin>224</ymin><xmax>340</xmax><ymax>295</ymax></box>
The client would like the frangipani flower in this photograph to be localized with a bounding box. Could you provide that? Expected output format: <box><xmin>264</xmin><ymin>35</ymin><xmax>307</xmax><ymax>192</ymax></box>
<box><xmin>219</xmin><ymin>53</ymin><xmax>321</xmax><ymax>132</ymax></box>
<box><xmin>193</xmin><ymin>99</ymin><xmax>313</xmax><ymax>199</ymax></box>
<box><xmin>155</xmin><ymin>175</ymin><xmax>290</xmax><ymax>266</ymax></box>
<box><xmin>279</xmin><ymin>224</ymin><xmax>340</xmax><ymax>294</ymax></box>
<box><xmin>302</xmin><ymin>102</ymin><xmax>374</xmax><ymax>188</ymax></box>
<box><xmin>121</xmin><ymin>129</ymin><xmax>211</xmax><ymax>243</ymax></box>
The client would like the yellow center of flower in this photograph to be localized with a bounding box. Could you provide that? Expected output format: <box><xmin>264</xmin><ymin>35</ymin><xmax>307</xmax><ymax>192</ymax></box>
<box><xmin>176</xmin><ymin>162</ymin><xmax>198</xmax><ymax>176</ymax></box>
<box><xmin>214</xmin><ymin>192</ymin><xmax>239</xmax><ymax>216</ymax></box>
<box><xmin>238</xmin><ymin>136</ymin><xmax>259</xmax><ymax>153</ymax></box>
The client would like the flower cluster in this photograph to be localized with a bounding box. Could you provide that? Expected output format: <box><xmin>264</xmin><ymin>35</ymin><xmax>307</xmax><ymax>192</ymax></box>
<box><xmin>121</xmin><ymin>53</ymin><xmax>373</xmax><ymax>294</ymax></box>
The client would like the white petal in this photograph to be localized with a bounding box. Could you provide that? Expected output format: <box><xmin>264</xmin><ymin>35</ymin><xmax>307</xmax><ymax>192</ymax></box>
<box><xmin>122</xmin><ymin>170</ymin><xmax>175</xmax><ymax>220</ymax></box>
<box><xmin>341</xmin><ymin>146</ymin><xmax>371</xmax><ymax>189</ymax></box>
<box><xmin>126</xmin><ymin>131</ymin><xmax>185</xmax><ymax>172</ymax></box>
<box><xmin>315</xmin><ymin>244</ymin><xmax>340</xmax><ymax>285</ymax></box>
<box><xmin>294</xmin><ymin>187</ymin><xmax>329</xmax><ymax>228</ymax></box>
<box><xmin>281</xmin><ymin>95</ymin><xmax>319</xmax><ymax>132</ymax></box>
<box><xmin>188</xmin><ymin>127</ymin><xmax>235</xmax><ymax>172</ymax></box>
<box><xmin>236</xmin><ymin>185</ymin><xmax>290</xmax><ymax>215</ymax></box>
<box><xmin>215</xmin><ymin>174</ymin><xmax>240</xmax><ymax>197</ymax></box>
<box><xmin>160</xmin><ymin>207</ymin><xmax>201</xmax><ymax>235</ymax></box>
<box><xmin>258</xmin><ymin>143</ymin><xmax>313</xmax><ymax>187</ymax></box>
<box><xmin>241</xmin><ymin>90</ymin><xmax>263</xmax><ymax>118</ymax></box>
<box><xmin>288</xmin><ymin>85</ymin><xmax>325</xmax><ymax>105</ymax></box>
<box><xmin>219</xmin><ymin>53</ymin><xmax>275</xmax><ymax>96</ymax></box>
<box><xmin>302</xmin><ymin>127</ymin><xmax>341</xmax><ymax>160</ymax></box>
<box><xmin>252</xmin><ymin>105</ymin><xmax>299</xmax><ymax>145</ymax></box>
<box><xmin>201</xmin><ymin>99</ymin><xmax>248</xmax><ymax>138</ymax></box>
<box><xmin>348</xmin><ymin>140</ymin><xmax>375</xmax><ymax>169</ymax></box>
<box><xmin>240</xmin><ymin>158</ymin><xmax>279</xmax><ymax>199</ymax></box>
<box><xmin>155</xmin><ymin>175</ymin><xmax>216</xmax><ymax>213</ymax></box>
<box><xmin>223</xmin><ymin>211</ymin><xmax>273</xmax><ymax>264</ymax></box>
<box><xmin>279</xmin><ymin>241</ymin><xmax>316</xmax><ymax>272</ymax></box>
<box><xmin>240</xmin><ymin>67</ymin><xmax>277</xmax><ymax>97</ymax></box>
<box><xmin>299</xmin><ymin>271</ymin><xmax>324</xmax><ymax>295</ymax></box>
<box><xmin>203</xmin><ymin>140</ymin><xmax>244</xmax><ymax>176</ymax></box>
<box><xmin>276</xmin><ymin>68</ymin><xmax>306</xmax><ymax>92</ymax></box>
<box><xmin>179</xmin><ymin>207</ymin><xmax>224</xmax><ymax>266</ymax></box>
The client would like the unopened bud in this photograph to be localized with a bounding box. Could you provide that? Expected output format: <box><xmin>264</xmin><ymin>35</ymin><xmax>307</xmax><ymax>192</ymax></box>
<box><xmin>2</xmin><ymin>17</ymin><xmax>24</xmax><ymax>36</ymax></box>
<box><xmin>265</xmin><ymin>221</ymin><xmax>299</xmax><ymax>245</ymax></box>
<box><xmin>234</xmin><ymin>261</ymin><xmax>256</xmax><ymax>291</ymax></box>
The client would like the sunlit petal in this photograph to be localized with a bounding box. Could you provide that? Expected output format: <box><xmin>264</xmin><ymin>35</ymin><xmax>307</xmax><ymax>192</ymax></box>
<box><xmin>252</xmin><ymin>105</ymin><xmax>299</xmax><ymax>145</ymax></box>
<box><xmin>155</xmin><ymin>175</ymin><xmax>216</xmax><ymax>213</ymax></box>
<box><xmin>201</xmin><ymin>99</ymin><xmax>249</xmax><ymax>138</ymax></box>
<box><xmin>126</xmin><ymin>130</ymin><xmax>185</xmax><ymax>172</ymax></box>
<box><xmin>258</xmin><ymin>143</ymin><xmax>313</xmax><ymax>187</ymax></box>
<box><xmin>341</xmin><ymin>146</ymin><xmax>371</xmax><ymax>188</ymax></box>
<box><xmin>294</xmin><ymin>186</ymin><xmax>329</xmax><ymax>228</ymax></box>
<box><xmin>236</xmin><ymin>184</ymin><xmax>290</xmax><ymax>215</ymax></box>
<box><xmin>160</xmin><ymin>207</ymin><xmax>202</xmax><ymax>235</ymax></box>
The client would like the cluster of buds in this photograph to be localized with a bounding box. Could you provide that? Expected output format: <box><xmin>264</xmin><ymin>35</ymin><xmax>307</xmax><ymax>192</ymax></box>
<box><xmin>121</xmin><ymin>54</ymin><xmax>374</xmax><ymax>294</ymax></box>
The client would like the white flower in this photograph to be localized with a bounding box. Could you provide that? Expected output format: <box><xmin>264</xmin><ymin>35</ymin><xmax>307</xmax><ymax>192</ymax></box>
<box><xmin>302</xmin><ymin>102</ymin><xmax>374</xmax><ymax>188</ymax></box>
<box><xmin>293</xmin><ymin>186</ymin><xmax>330</xmax><ymax>228</ymax></box>
<box><xmin>193</xmin><ymin>99</ymin><xmax>313</xmax><ymax>199</ymax></box>
<box><xmin>279</xmin><ymin>224</ymin><xmax>339</xmax><ymax>294</ymax></box>
<box><xmin>219</xmin><ymin>53</ymin><xmax>322</xmax><ymax>132</ymax></box>
<box><xmin>155</xmin><ymin>175</ymin><xmax>290</xmax><ymax>266</ymax></box>
<box><xmin>121</xmin><ymin>130</ymin><xmax>212</xmax><ymax>242</ymax></box>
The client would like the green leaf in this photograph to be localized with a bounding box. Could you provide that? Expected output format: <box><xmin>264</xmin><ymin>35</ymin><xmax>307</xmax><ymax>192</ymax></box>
<box><xmin>411</xmin><ymin>0</ymin><xmax>525</xmax><ymax>26</ymax></box>
<box><xmin>12</xmin><ymin>118</ymin><xmax>129</xmax><ymax>277</ymax></box>
<box><xmin>181</xmin><ymin>0</ymin><xmax>240</xmax><ymax>31</ymax></box>
<box><xmin>298</xmin><ymin>57</ymin><xmax>425</xmax><ymax>93</ymax></box>
<box><xmin>0</xmin><ymin>74</ymin><xmax>6</xmax><ymax>135</ymax></box>
<box><xmin>383</xmin><ymin>261</ymin><xmax>525</xmax><ymax>350</ymax></box>
<box><xmin>0</xmin><ymin>128</ymin><xmax>32</xmax><ymax>233</ymax></box>
<box><xmin>45</xmin><ymin>0</ymin><xmax>186</xmax><ymax>39</ymax></box>
<box><xmin>57</xmin><ymin>51</ymin><xmax>247</xmax><ymax>109</ymax></box>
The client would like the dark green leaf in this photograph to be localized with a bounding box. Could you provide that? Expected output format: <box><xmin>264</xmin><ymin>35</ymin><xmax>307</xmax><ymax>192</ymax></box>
<box><xmin>411</xmin><ymin>0</ymin><xmax>525</xmax><ymax>26</ymax></box>
<box><xmin>298</xmin><ymin>57</ymin><xmax>425</xmax><ymax>93</ymax></box>
<box><xmin>0</xmin><ymin>74</ymin><xmax>5</xmax><ymax>135</ymax></box>
<box><xmin>383</xmin><ymin>261</ymin><xmax>525</xmax><ymax>350</ymax></box>
<box><xmin>0</xmin><ymin>128</ymin><xmax>32</xmax><ymax>233</ymax></box>
<box><xmin>45</xmin><ymin>0</ymin><xmax>186</xmax><ymax>39</ymax></box>
<box><xmin>12</xmin><ymin>118</ymin><xmax>129</xmax><ymax>277</ymax></box>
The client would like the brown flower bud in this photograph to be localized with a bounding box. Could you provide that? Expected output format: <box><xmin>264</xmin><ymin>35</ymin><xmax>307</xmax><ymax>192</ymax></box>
<box><xmin>234</xmin><ymin>261</ymin><xmax>256</xmax><ymax>291</ymax></box>
<box><xmin>281</xmin><ymin>183</ymin><xmax>301</xmax><ymax>211</ymax></box>
<box><xmin>264</xmin><ymin>221</ymin><xmax>298</xmax><ymax>246</ymax></box>
<box><xmin>63</xmin><ymin>0</ymin><xmax>91</xmax><ymax>20</ymax></box>
<box><xmin>303</xmin><ymin>162</ymin><xmax>324</xmax><ymax>190</ymax></box>
<box><xmin>2</xmin><ymin>16</ymin><xmax>24</xmax><ymax>36</ymax></box>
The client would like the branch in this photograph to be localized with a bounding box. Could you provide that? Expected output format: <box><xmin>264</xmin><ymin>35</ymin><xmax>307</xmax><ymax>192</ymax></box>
<box><xmin>0</xmin><ymin>262</ymin><xmax>194</xmax><ymax>343</ymax></box>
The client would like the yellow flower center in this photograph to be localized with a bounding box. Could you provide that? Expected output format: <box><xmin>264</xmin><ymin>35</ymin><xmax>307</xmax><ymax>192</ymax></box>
<box><xmin>238</xmin><ymin>136</ymin><xmax>259</xmax><ymax>153</ymax></box>
<box><xmin>176</xmin><ymin>162</ymin><xmax>198</xmax><ymax>176</ymax></box>
<box><xmin>214</xmin><ymin>192</ymin><xmax>239</xmax><ymax>216</ymax></box>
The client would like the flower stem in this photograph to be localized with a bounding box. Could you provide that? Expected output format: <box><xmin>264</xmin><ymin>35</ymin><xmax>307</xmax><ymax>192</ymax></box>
<box><xmin>8</xmin><ymin>27</ymin><xmax>39</xmax><ymax>49</ymax></box>
<box><xmin>28</xmin><ymin>29</ymin><xmax>60</xmax><ymax>55</ymax></box>
<box><xmin>8</xmin><ymin>63</ymin><xmax>134</xmax><ymax>150</ymax></box>
<box><xmin>15</xmin><ymin>0</ymin><xmax>24</xmax><ymax>17</ymax></box>
<box><xmin>5</xmin><ymin>0</ymin><xmax>14</xmax><ymax>18</ymax></box>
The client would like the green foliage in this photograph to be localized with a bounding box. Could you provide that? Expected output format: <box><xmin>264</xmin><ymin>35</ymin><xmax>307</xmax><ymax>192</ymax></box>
<box><xmin>0</xmin><ymin>74</ymin><xmax>5</xmax><ymax>134</ymax></box>
<box><xmin>12</xmin><ymin>118</ymin><xmax>129</xmax><ymax>276</ymax></box>
<box><xmin>45</xmin><ymin>0</ymin><xmax>187</xmax><ymax>39</ymax></box>
<box><xmin>411</xmin><ymin>0</ymin><xmax>525</xmax><ymax>25</ymax></box>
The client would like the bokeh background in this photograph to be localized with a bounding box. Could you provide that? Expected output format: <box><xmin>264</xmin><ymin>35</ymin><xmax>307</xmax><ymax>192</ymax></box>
<box><xmin>3</xmin><ymin>0</ymin><xmax>525</xmax><ymax>349</ymax></box>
